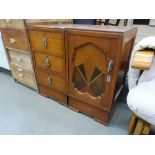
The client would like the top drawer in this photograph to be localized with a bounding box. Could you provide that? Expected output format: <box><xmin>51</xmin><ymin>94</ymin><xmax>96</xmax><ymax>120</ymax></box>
<box><xmin>0</xmin><ymin>19</ymin><xmax>25</xmax><ymax>29</ymax></box>
<box><xmin>28</xmin><ymin>29</ymin><xmax>64</xmax><ymax>57</ymax></box>
<box><xmin>2</xmin><ymin>29</ymin><xmax>30</xmax><ymax>52</ymax></box>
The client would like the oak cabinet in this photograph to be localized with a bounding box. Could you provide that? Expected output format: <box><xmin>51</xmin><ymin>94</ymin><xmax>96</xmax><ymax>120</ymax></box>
<box><xmin>28</xmin><ymin>24</ymin><xmax>137</xmax><ymax>125</ymax></box>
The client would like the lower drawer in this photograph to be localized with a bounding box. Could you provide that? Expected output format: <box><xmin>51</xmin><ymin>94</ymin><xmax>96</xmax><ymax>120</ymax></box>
<box><xmin>8</xmin><ymin>49</ymin><xmax>33</xmax><ymax>70</ymax></box>
<box><xmin>39</xmin><ymin>85</ymin><xmax>67</xmax><ymax>106</ymax></box>
<box><xmin>35</xmin><ymin>70</ymin><xmax>66</xmax><ymax>93</ymax></box>
<box><xmin>10</xmin><ymin>63</ymin><xmax>36</xmax><ymax>89</ymax></box>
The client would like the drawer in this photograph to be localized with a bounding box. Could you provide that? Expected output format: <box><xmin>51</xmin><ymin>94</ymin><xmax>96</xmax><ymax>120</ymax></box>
<box><xmin>28</xmin><ymin>30</ymin><xmax>64</xmax><ymax>57</ymax></box>
<box><xmin>8</xmin><ymin>49</ymin><xmax>33</xmax><ymax>70</ymax></box>
<box><xmin>36</xmin><ymin>70</ymin><xmax>66</xmax><ymax>92</ymax></box>
<box><xmin>2</xmin><ymin>29</ymin><xmax>30</xmax><ymax>51</ymax></box>
<box><xmin>10</xmin><ymin>63</ymin><xmax>36</xmax><ymax>89</ymax></box>
<box><xmin>34</xmin><ymin>52</ymin><xmax>65</xmax><ymax>74</ymax></box>
<box><xmin>0</xmin><ymin>19</ymin><xmax>25</xmax><ymax>29</ymax></box>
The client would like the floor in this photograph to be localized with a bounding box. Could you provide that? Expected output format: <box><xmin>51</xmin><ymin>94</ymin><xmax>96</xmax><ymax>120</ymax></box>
<box><xmin>0</xmin><ymin>70</ymin><xmax>132</xmax><ymax>135</ymax></box>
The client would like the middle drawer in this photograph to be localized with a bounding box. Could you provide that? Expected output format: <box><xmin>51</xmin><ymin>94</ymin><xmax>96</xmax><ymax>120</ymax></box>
<box><xmin>34</xmin><ymin>52</ymin><xmax>65</xmax><ymax>75</ymax></box>
<box><xmin>8</xmin><ymin>49</ymin><xmax>33</xmax><ymax>70</ymax></box>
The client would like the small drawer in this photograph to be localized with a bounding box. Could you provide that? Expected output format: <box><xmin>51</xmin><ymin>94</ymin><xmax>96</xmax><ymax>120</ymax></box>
<box><xmin>11</xmin><ymin>63</ymin><xmax>36</xmax><ymax>89</ymax></box>
<box><xmin>36</xmin><ymin>70</ymin><xmax>66</xmax><ymax>92</ymax></box>
<box><xmin>2</xmin><ymin>29</ymin><xmax>30</xmax><ymax>51</ymax></box>
<box><xmin>8</xmin><ymin>49</ymin><xmax>33</xmax><ymax>70</ymax></box>
<box><xmin>34</xmin><ymin>52</ymin><xmax>65</xmax><ymax>74</ymax></box>
<box><xmin>28</xmin><ymin>29</ymin><xmax>64</xmax><ymax>57</ymax></box>
<box><xmin>0</xmin><ymin>19</ymin><xmax>25</xmax><ymax>29</ymax></box>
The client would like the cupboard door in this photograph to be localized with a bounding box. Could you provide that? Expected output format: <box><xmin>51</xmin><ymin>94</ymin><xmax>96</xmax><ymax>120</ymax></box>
<box><xmin>67</xmin><ymin>31</ymin><xmax>118</xmax><ymax>110</ymax></box>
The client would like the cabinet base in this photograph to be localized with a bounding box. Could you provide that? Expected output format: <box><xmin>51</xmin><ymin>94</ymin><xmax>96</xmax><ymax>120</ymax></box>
<box><xmin>39</xmin><ymin>85</ymin><xmax>68</xmax><ymax>106</ymax></box>
<box><xmin>68</xmin><ymin>97</ymin><xmax>110</xmax><ymax>126</ymax></box>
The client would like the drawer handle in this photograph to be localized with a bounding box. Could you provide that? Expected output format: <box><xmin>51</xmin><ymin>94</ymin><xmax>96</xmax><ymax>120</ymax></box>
<box><xmin>44</xmin><ymin>57</ymin><xmax>50</xmax><ymax>67</ymax></box>
<box><xmin>47</xmin><ymin>76</ymin><xmax>52</xmax><ymax>85</ymax></box>
<box><xmin>42</xmin><ymin>33</ymin><xmax>47</xmax><ymax>48</ymax></box>
<box><xmin>106</xmin><ymin>60</ymin><xmax>113</xmax><ymax>82</ymax></box>
<box><xmin>10</xmin><ymin>37</ymin><xmax>16</xmax><ymax>44</ymax></box>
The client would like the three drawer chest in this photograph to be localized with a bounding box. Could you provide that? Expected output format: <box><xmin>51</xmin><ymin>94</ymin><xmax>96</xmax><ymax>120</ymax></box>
<box><xmin>28</xmin><ymin>24</ymin><xmax>137</xmax><ymax>125</ymax></box>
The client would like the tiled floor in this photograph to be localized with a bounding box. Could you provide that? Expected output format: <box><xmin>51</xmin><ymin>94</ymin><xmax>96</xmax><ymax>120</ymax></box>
<box><xmin>0</xmin><ymin>70</ymin><xmax>132</xmax><ymax>134</ymax></box>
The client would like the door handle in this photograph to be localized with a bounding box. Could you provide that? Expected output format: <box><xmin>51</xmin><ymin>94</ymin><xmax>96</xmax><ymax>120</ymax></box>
<box><xmin>107</xmin><ymin>60</ymin><xmax>113</xmax><ymax>82</ymax></box>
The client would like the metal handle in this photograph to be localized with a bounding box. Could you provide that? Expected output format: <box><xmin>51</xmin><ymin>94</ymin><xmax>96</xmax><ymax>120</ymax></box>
<box><xmin>42</xmin><ymin>33</ymin><xmax>47</xmax><ymax>48</ymax></box>
<box><xmin>47</xmin><ymin>76</ymin><xmax>52</xmax><ymax>85</ymax></box>
<box><xmin>107</xmin><ymin>60</ymin><xmax>113</xmax><ymax>82</ymax></box>
<box><xmin>44</xmin><ymin>57</ymin><xmax>50</xmax><ymax>67</ymax></box>
<box><xmin>10</xmin><ymin>37</ymin><xmax>16</xmax><ymax>44</ymax></box>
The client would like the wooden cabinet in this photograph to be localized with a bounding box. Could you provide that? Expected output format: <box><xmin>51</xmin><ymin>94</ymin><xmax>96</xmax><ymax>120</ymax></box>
<box><xmin>28</xmin><ymin>24</ymin><xmax>137</xmax><ymax>125</ymax></box>
<box><xmin>28</xmin><ymin>27</ymin><xmax>67</xmax><ymax>106</ymax></box>
<box><xmin>0</xmin><ymin>19</ymin><xmax>37</xmax><ymax>89</ymax></box>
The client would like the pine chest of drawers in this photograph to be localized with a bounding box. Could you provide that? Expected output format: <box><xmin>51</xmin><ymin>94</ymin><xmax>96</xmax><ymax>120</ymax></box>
<box><xmin>0</xmin><ymin>19</ymin><xmax>37</xmax><ymax>89</ymax></box>
<box><xmin>28</xmin><ymin>24</ymin><xmax>137</xmax><ymax>125</ymax></box>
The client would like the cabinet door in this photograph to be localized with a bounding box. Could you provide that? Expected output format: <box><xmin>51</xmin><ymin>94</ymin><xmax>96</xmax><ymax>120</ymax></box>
<box><xmin>67</xmin><ymin>31</ymin><xmax>118</xmax><ymax>110</ymax></box>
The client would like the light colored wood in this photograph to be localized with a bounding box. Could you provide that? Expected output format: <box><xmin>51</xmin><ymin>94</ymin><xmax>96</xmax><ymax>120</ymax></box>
<box><xmin>26</xmin><ymin>19</ymin><xmax>73</xmax><ymax>25</ymax></box>
<box><xmin>10</xmin><ymin>63</ymin><xmax>36</xmax><ymax>89</ymax></box>
<box><xmin>128</xmin><ymin>113</ymin><xmax>151</xmax><ymax>135</ymax></box>
<box><xmin>0</xmin><ymin>19</ymin><xmax>25</xmax><ymax>29</ymax></box>
<box><xmin>128</xmin><ymin>113</ymin><xmax>138</xmax><ymax>135</ymax></box>
<box><xmin>134</xmin><ymin>118</ymin><xmax>144</xmax><ymax>135</ymax></box>
<box><xmin>2</xmin><ymin>29</ymin><xmax>30</xmax><ymax>52</ymax></box>
<box><xmin>142</xmin><ymin>122</ymin><xmax>151</xmax><ymax>135</ymax></box>
<box><xmin>8</xmin><ymin>49</ymin><xmax>33</xmax><ymax>70</ymax></box>
<box><xmin>132</xmin><ymin>50</ymin><xmax>154</xmax><ymax>70</ymax></box>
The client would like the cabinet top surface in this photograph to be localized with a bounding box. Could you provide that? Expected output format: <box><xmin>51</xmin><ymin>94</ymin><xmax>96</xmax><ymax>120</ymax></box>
<box><xmin>28</xmin><ymin>24</ymin><xmax>136</xmax><ymax>33</ymax></box>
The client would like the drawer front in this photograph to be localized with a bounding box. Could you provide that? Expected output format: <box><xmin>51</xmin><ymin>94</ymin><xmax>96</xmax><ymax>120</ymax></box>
<box><xmin>34</xmin><ymin>52</ymin><xmax>64</xmax><ymax>74</ymax></box>
<box><xmin>36</xmin><ymin>70</ymin><xmax>66</xmax><ymax>92</ymax></box>
<box><xmin>28</xmin><ymin>30</ymin><xmax>64</xmax><ymax>57</ymax></box>
<box><xmin>2</xmin><ymin>29</ymin><xmax>30</xmax><ymax>51</ymax></box>
<box><xmin>11</xmin><ymin>63</ymin><xmax>36</xmax><ymax>89</ymax></box>
<box><xmin>0</xmin><ymin>19</ymin><xmax>25</xmax><ymax>29</ymax></box>
<box><xmin>8</xmin><ymin>49</ymin><xmax>33</xmax><ymax>70</ymax></box>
